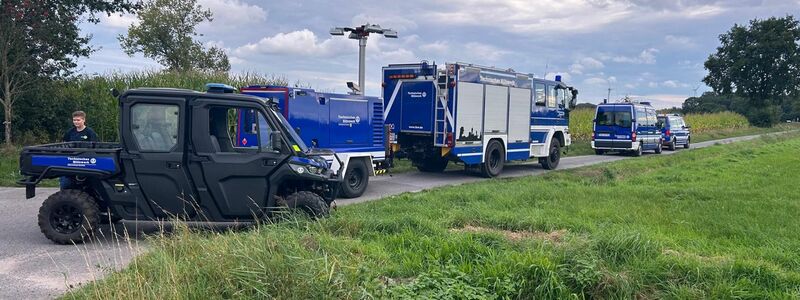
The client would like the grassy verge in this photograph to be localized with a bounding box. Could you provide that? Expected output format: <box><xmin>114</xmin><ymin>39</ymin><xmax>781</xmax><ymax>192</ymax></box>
<box><xmin>67</xmin><ymin>132</ymin><xmax>800</xmax><ymax>299</ymax></box>
<box><xmin>0</xmin><ymin>147</ymin><xmax>58</xmax><ymax>187</ymax></box>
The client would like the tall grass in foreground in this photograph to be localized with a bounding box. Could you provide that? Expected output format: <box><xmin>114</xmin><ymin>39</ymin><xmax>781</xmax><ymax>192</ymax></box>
<box><xmin>65</xmin><ymin>133</ymin><xmax>800</xmax><ymax>299</ymax></box>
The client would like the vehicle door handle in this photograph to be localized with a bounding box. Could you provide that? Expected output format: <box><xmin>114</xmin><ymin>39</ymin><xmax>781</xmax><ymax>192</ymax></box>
<box><xmin>263</xmin><ymin>159</ymin><xmax>277</xmax><ymax>166</ymax></box>
<box><xmin>167</xmin><ymin>162</ymin><xmax>181</xmax><ymax>169</ymax></box>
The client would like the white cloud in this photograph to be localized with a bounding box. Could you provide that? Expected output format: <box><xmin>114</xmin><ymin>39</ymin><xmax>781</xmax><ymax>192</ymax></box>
<box><xmin>351</xmin><ymin>14</ymin><xmax>418</xmax><ymax>32</ymax></box>
<box><xmin>462</xmin><ymin>42</ymin><xmax>510</xmax><ymax>62</ymax></box>
<box><xmin>570</xmin><ymin>57</ymin><xmax>604</xmax><ymax>74</ymax></box>
<box><xmin>234</xmin><ymin>29</ymin><xmax>351</xmax><ymax>58</ymax></box>
<box><xmin>420</xmin><ymin>41</ymin><xmax>450</xmax><ymax>53</ymax></box>
<box><xmin>662</xmin><ymin>80</ymin><xmax>679</xmax><ymax>88</ymax></box>
<box><xmin>198</xmin><ymin>0</ymin><xmax>267</xmax><ymax>27</ymax></box>
<box><xmin>664</xmin><ymin>35</ymin><xmax>695</xmax><ymax>47</ymax></box>
<box><xmin>610</xmin><ymin>48</ymin><xmax>659</xmax><ymax>64</ymax></box>
<box><xmin>648</xmin><ymin>82</ymin><xmax>659</xmax><ymax>88</ymax></box>
<box><xmin>101</xmin><ymin>13</ymin><xmax>138</xmax><ymax>29</ymax></box>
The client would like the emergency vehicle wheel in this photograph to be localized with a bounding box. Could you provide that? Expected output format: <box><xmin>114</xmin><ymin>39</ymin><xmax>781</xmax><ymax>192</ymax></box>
<box><xmin>684</xmin><ymin>138</ymin><xmax>690</xmax><ymax>149</ymax></box>
<box><xmin>339</xmin><ymin>159</ymin><xmax>368</xmax><ymax>198</ymax></box>
<box><xmin>632</xmin><ymin>143</ymin><xmax>643</xmax><ymax>157</ymax></box>
<box><xmin>284</xmin><ymin>191</ymin><xmax>329</xmax><ymax>218</ymax></box>
<box><xmin>655</xmin><ymin>140</ymin><xmax>663</xmax><ymax>154</ymax></box>
<box><xmin>595</xmin><ymin>149</ymin><xmax>605</xmax><ymax>155</ymax></box>
<box><xmin>480</xmin><ymin>140</ymin><xmax>505</xmax><ymax>177</ymax></box>
<box><xmin>540</xmin><ymin>140</ymin><xmax>561</xmax><ymax>170</ymax></box>
<box><xmin>38</xmin><ymin>190</ymin><xmax>99</xmax><ymax>245</ymax></box>
<box><xmin>416</xmin><ymin>156</ymin><xmax>449</xmax><ymax>173</ymax></box>
<box><xmin>668</xmin><ymin>138</ymin><xmax>677</xmax><ymax>151</ymax></box>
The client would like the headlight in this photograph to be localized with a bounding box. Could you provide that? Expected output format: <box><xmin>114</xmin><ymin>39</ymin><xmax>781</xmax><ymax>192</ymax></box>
<box><xmin>289</xmin><ymin>163</ymin><xmax>322</xmax><ymax>175</ymax></box>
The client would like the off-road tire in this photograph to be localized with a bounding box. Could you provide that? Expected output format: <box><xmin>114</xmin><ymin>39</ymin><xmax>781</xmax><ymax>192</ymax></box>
<box><xmin>284</xmin><ymin>191</ymin><xmax>330</xmax><ymax>218</ymax></box>
<box><xmin>38</xmin><ymin>190</ymin><xmax>99</xmax><ymax>245</ymax></box>
<box><xmin>480</xmin><ymin>140</ymin><xmax>505</xmax><ymax>178</ymax></box>
<box><xmin>668</xmin><ymin>138</ymin><xmax>677</xmax><ymax>151</ymax></box>
<box><xmin>540</xmin><ymin>140</ymin><xmax>561</xmax><ymax>170</ymax></box>
<box><xmin>416</xmin><ymin>156</ymin><xmax>449</xmax><ymax>173</ymax></box>
<box><xmin>339</xmin><ymin>159</ymin><xmax>369</xmax><ymax>198</ymax></box>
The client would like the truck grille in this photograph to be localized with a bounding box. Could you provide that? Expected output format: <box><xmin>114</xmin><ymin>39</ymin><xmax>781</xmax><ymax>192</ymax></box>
<box><xmin>373</xmin><ymin>102</ymin><xmax>384</xmax><ymax>146</ymax></box>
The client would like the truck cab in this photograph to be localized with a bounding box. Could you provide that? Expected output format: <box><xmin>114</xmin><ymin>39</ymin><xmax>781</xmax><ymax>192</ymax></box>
<box><xmin>19</xmin><ymin>87</ymin><xmax>339</xmax><ymax>244</ymax></box>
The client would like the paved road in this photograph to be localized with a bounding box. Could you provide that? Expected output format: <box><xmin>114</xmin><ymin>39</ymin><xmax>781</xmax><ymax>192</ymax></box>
<box><xmin>0</xmin><ymin>132</ymin><xmax>783</xmax><ymax>299</ymax></box>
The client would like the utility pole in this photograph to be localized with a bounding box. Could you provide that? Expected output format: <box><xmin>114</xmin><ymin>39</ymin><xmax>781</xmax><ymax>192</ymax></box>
<box><xmin>330</xmin><ymin>24</ymin><xmax>398</xmax><ymax>95</ymax></box>
<box><xmin>607</xmin><ymin>87</ymin><xmax>612</xmax><ymax>103</ymax></box>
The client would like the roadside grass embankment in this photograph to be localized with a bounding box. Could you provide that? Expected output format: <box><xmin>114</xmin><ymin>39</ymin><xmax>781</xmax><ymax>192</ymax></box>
<box><xmin>66</xmin><ymin>132</ymin><xmax>800</xmax><ymax>299</ymax></box>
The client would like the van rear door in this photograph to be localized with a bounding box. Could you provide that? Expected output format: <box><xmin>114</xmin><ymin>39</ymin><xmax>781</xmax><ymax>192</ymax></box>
<box><xmin>594</xmin><ymin>105</ymin><xmax>632</xmax><ymax>149</ymax></box>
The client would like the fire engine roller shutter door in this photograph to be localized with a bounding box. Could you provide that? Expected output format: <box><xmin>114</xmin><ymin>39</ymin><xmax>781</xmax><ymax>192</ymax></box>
<box><xmin>508</xmin><ymin>87</ymin><xmax>531</xmax><ymax>143</ymax></box>
<box><xmin>455</xmin><ymin>82</ymin><xmax>484</xmax><ymax>144</ymax></box>
<box><xmin>484</xmin><ymin>85</ymin><xmax>509</xmax><ymax>134</ymax></box>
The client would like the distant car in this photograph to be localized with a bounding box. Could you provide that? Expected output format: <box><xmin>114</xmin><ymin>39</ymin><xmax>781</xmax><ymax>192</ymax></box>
<box><xmin>591</xmin><ymin>102</ymin><xmax>662</xmax><ymax>156</ymax></box>
<box><xmin>657</xmin><ymin>114</ymin><xmax>691</xmax><ymax>150</ymax></box>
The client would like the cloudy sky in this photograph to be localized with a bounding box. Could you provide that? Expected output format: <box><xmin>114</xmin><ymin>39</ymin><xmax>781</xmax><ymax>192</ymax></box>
<box><xmin>78</xmin><ymin>0</ymin><xmax>799</xmax><ymax>108</ymax></box>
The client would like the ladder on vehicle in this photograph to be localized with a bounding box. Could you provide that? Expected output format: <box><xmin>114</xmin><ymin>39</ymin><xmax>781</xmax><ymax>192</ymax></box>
<box><xmin>433</xmin><ymin>71</ymin><xmax>450</xmax><ymax>147</ymax></box>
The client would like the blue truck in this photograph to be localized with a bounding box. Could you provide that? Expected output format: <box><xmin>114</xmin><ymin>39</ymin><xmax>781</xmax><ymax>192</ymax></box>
<box><xmin>591</xmin><ymin>102</ymin><xmax>663</xmax><ymax>156</ymax></box>
<box><xmin>382</xmin><ymin>62</ymin><xmax>577</xmax><ymax>177</ymax></box>
<box><xmin>230</xmin><ymin>85</ymin><xmax>388</xmax><ymax>198</ymax></box>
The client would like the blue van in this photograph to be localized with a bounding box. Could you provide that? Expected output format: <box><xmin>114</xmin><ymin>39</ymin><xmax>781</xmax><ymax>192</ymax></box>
<box><xmin>592</xmin><ymin>102</ymin><xmax>662</xmax><ymax>156</ymax></box>
<box><xmin>657</xmin><ymin>114</ymin><xmax>691</xmax><ymax>150</ymax></box>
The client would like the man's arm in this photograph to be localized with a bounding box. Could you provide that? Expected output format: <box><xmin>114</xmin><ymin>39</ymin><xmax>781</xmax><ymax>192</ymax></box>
<box><xmin>87</xmin><ymin>128</ymin><xmax>99</xmax><ymax>142</ymax></box>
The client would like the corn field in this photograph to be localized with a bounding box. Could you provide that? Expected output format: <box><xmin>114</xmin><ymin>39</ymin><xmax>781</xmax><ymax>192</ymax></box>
<box><xmin>569</xmin><ymin>108</ymin><xmax>751</xmax><ymax>142</ymax></box>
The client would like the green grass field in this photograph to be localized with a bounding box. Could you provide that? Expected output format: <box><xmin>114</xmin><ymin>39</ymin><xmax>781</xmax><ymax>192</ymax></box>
<box><xmin>66</xmin><ymin>132</ymin><xmax>800</xmax><ymax>299</ymax></box>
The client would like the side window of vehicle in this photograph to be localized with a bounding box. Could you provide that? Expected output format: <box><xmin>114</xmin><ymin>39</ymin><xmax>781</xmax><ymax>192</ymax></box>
<box><xmin>670</xmin><ymin>117</ymin><xmax>682</xmax><ymax>129</ymax></box>
<box><xmin>547</xmin><ymin>85</ymin><xmax>558</xmax><ymax>108</ymax></box>
<box><xmin>533</xmin><ymin>83</ymin><xmax>546</xmax><ymax>108</ymax></box>
<box><xmin>131</xmin><ymin>104</ymin><xmax>179</xmax><ymax>152</ymax></box>
<box><xmin>646</xmin><ymin>109</ymin><xmax>657</xmax><ymax>126</ymax></box>
<box><xmin>636</xmin><ymin>108</ymin><xmax>647</xmax><ymax>126</ymax></box>
<box><xmin>257</xmin><ymin>113</ymin><xmax>279</xmax><ymax>152</ymax></box>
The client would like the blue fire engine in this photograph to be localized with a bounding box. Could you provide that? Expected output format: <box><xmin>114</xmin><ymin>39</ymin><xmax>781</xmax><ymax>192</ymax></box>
<box><xmin>207</xmin><ymin>83</ymin><xmax>387</xmax><ymax>198</ymax></box>
<box><xmin>382</xmin><ymin>62</ymin><xmax>577</xmax><ymax>177</ymax></box>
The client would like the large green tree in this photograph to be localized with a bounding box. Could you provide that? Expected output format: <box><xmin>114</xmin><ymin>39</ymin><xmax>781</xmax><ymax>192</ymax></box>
<box><xmin>703</xmin><ymin>16</ymin><xmax>800</xmax><ymax>126</ymax></box>
<box><xmin>119</xmin><ymin>0</ymin><xmax>230</xmax><ymax>73</ymax></box>
<box><xmin>0</xmin><ymin>0</ymin><xmax>137</xmax><ymax>145</ymax></box>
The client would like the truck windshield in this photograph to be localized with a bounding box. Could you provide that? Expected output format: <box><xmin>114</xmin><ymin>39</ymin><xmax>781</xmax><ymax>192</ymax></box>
<box><xmin>270</xmin><ymin>109</ymin><xmax>309</xmax><ymax>153</ymax></box>
<box><xmin>596</xmin><ymin>107</ymin><xmax>632</xmax><ymax>128</ymax></box>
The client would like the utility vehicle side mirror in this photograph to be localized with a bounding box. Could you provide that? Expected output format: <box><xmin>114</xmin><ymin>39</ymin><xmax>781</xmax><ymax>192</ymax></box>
<box><xmin>270</xmin><ymin>132</ymin><xmax>284</xmax><ymax>152</ymax></box>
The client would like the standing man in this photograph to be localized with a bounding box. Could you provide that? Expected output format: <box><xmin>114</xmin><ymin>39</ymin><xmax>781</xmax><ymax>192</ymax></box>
<box><xmin>62</xmin><ymin>111</ymin><xmax>98</xmax><ymax>143</ymax></box>
<box><xmin>60</xmin><ymin>111</ymin><xmax>98</xmax><ymax>189</ymax></box>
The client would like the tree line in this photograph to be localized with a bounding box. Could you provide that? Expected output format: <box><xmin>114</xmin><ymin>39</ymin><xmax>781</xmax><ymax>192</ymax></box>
<box><xmin>687</xmin><ymin>16</ymin><xmax>800</xmax><ymax>126</ymax></box>
<box><xmin>0</xmin><ymin>0</ymin><xmax>234</xmax><ymax>146</ymax></box>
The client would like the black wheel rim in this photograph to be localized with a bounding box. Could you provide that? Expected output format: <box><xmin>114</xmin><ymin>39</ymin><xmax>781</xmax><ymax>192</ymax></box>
<box><xmin>347</xmin><ymin>170</ymin><xmax>363</xmax><ymax>189</ymax></box>
<box><xmin>489</xmin><ymin>149</ymin><xmax>500</xmax><ymax>170</ymax></box>
<box><xmin>550</xmin><ymin>146</ymin><xmax>560</xmax><ymax>163</ymax></box>
<box><xmin>50</xmin><ymin>203</ymin><xmax>83</xmax><ymax>234</ymax></box>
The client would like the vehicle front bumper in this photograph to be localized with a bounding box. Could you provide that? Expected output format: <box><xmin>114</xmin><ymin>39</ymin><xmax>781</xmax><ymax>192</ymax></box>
<box><xmin>592</xmin><ymin>140</ymin><xmax>638</xmax><ymax>151</ymax></box>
